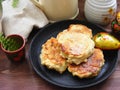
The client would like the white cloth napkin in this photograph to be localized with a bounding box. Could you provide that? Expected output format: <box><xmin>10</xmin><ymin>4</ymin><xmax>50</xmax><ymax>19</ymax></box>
<box><xmin>1</xmin><ymin>0</ymin><xmax>49</xmax><ymax>40</ymax></box>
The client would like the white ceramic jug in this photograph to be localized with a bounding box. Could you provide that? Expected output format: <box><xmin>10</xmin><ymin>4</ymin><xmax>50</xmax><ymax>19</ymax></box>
<box><xmin>84</xmin><ymin>0</ymin><xmax>117</xmax><ymax>25</ymax></box>
<box><xmin>31</xmin><ymin>0</ymin><xmax>79</xmax><ymax>22</ymax></box>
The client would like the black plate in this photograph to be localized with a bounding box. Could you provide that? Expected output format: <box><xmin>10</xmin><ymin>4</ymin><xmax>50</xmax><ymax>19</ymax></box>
<box><xmin>29</xmin><ymin>20</ymin><xmax>118</xmax><ymax>88</ymax></box>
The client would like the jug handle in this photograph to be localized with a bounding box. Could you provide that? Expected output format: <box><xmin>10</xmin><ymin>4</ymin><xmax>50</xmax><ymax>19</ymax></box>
<box><xmin>30</xmin><ymin>0</ymin><xmax>44</xmax><ymax>11</ymax></box>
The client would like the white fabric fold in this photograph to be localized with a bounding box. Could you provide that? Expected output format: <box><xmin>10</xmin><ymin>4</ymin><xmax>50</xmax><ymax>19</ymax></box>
<box><xmin>1</xmin><ymin>0</ymin><xmax>49</xmax><ymax>40</ymax></box>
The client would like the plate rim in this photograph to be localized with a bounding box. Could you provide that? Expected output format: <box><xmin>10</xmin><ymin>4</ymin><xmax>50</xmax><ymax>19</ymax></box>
<box><xmin>29</xmin><ymin>20</ymin><xmax>119</xmax><ymax>88</ymax></box>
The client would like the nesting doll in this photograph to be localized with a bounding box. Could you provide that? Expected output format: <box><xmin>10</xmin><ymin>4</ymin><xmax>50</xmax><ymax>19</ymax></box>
<box><xmin>111</xmin><ymin>12</ymin><xmax>120</xmax><ymax>34</ymax></box>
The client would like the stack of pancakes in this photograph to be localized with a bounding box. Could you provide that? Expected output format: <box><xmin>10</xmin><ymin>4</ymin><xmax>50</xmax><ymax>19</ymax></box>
<box><xmin>40</xmin><ymin>24</ymin><xmax>105</xmax><ymax>78</ymax></box>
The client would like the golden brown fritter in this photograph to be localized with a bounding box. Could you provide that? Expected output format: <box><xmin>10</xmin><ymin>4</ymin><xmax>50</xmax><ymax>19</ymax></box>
<box><xmin>68</xmin><ymin>24</ymin><xmax>93</xmax><ymax>38</ymax></box>
<box><xmin>57</xmin><ymin>28</ymin><xmax>95</xmax><ymax>65</ymax></box>
<box><xmin>40</xmin><ymin>37</ymin><xmax>67</xmax><ymax>74</ymax></box>
<box><xmin>68</xmin><ymin>49</ymin><xmax>105</xmax><ymax>78</ymax></box>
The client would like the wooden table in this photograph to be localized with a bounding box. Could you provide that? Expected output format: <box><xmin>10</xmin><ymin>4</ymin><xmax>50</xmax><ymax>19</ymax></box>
<box><xmin>0</xmin><ymin>0</ymin><xmax>120</xmax><ymax>90</ymax></box>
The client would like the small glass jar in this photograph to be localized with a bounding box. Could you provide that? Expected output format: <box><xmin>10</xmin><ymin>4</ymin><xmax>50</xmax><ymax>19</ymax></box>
<box><xmin>84</xmin><ymin>0</ymin><xmax>117</xmax><ymax>25</ymax></box>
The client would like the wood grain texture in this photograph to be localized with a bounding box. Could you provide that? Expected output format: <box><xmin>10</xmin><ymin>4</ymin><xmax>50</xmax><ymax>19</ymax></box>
<box><xmin>0</xmin><ymin>0</ymin><xmax>120</xmax><ymax>90</ymax></box>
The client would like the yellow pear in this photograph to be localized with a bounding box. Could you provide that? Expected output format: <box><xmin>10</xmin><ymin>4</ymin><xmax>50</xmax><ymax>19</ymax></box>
<box><xmin>93</xmin><ymin>32</ymin><xmax>120</xmax><ymax>50</ymax></box>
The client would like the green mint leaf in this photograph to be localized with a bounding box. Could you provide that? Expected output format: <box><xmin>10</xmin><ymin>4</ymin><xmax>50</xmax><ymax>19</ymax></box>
<box><xmin>12</xmin><ymin>0</ymin><xmax>19</xmax><ymax>8</ymax></box>
<box><xmin>0</xmin><ymin>0</ymin><xmax>3</xmax><ymax>4</ymax></box>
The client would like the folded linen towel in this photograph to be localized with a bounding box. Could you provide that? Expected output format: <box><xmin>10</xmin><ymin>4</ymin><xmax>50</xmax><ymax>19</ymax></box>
<box><xmin>1</xmin><ymin>0</ymin><xmax>49</xmax><ymax>40</ymax></box>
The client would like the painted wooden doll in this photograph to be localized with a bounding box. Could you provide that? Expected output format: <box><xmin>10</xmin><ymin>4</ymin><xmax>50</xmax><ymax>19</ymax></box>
<box><xmin>111</xmin><ymin>12</ymin><xmax>120</xmax><ymax>34</ymax></box>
